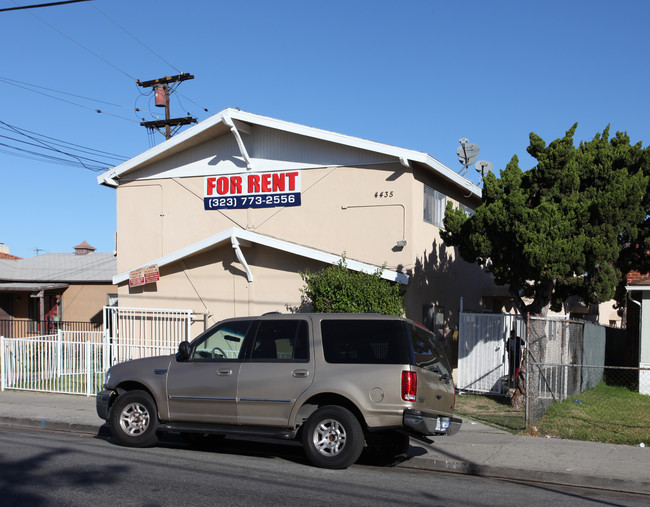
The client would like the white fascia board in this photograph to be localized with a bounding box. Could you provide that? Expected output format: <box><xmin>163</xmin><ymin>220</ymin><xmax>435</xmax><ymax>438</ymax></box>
<box><xmin>98</xmin><ymin>107</ymin><xmax>480</xmax><ymax>199</ymax></box>
<box><xmin>626</xmin><ymin>285</ymin><xmax>650</xmax><ymax>292</ymax></box>
<box><xmin>227</xmin><ymin>110</ymin><xmax>481</xmax><ymax>198</ymax></box>
<box><xmin>424</xmin><ymin>154</ymin><xmax>482</xmax><ymax>198</ymax></box>
<box><xmin>233</xmin><ymin>228</ymin><xmax>409</xmax><ymax>284</ymax></box>
<box><xmin>230</xmin><ymin>109</ymin><xmax>425</xmax><ymax>164</ymax></box>
<box><xmin>113</xmin><ymin>227</ymin><xmax>409</xmax><ymax>285</ymax></box>
<box><xmin>97</xmin><ymin>111</ymin><xmax>230</xmax><ymax>186</ymax></box>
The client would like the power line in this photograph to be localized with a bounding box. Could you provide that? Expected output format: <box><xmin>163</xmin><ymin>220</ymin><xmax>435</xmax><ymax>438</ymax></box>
<box><xmin>91</xmin><ymin>4</ymin><xmax>182</xmax><ymax>75</ymax></box>
<box><xmin>0</xmin><ymin>0</ymin><xmax>91</xmax><ymax>13</ymax></box>
<box><xmin>0</xmin><ymin>142</ymin><xmax>105</xmax><ymax>171</ymax></box>
<box><xmin>0</xmin><ymin>133</ymin><xmax>121</xmax><ymax>166</ymax></box>
<box><xmin>0</xmin><ymin>120</ymin><xmax>127</xmax><ymax>171</ymax></box>
<box><xmin>0</xmin><ymin>75</ymin><xmax>139</xmax><ymax>112</ymax></box>
<box><xmin>21</xmin><ymin>2</ymin><xmax>136</xmax><ymax>82</ymax></box>
<box><xmin>0</xmin><ymin>76</ymin><xmax>142</xmax><ymax>123</ymax></box>
<box><xmin>0</xmin><ymin>122</ymin><xmax>127</xmax><ymax>160</ymax></box>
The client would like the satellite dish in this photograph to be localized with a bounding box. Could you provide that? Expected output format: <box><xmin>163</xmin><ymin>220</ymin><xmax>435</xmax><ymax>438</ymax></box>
<box><xmin>475</xmin><ymin>160</ymin><xmax>493</xmax><ymax>178</ymax></box>
<box><xmin>457</xmin><ymin>139</ymin><xmax>480</xmax><ymax>175</ymax></box>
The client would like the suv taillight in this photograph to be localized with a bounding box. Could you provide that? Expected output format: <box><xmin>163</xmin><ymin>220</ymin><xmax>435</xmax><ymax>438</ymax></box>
<box><xmin>402</xmin><ymin>371</ymin><xmax>417</xmax><ymax>401</ymax></box>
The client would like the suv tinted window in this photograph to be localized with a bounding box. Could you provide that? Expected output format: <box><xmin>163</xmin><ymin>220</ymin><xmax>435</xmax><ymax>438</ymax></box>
<box><xmin>409</xmin><ymin>323</ymin><xmax>452</xmax><ymax>377</ymax></box>
<box><xmin>321</xmin><ymin>319</ymin><xmax>410</xmax><ymax>364</ymax></box>
<box><xmin>192</xmin><ymin>320</ymin><xmax>252</xmax><ymax>360</ymax></box>
<box><xmin>250</xmin><ymin>320</ymin><xmax>309</xmax><ymax>361</ymax></box>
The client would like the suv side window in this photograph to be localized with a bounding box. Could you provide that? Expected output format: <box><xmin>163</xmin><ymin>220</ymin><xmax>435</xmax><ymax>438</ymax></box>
<box><xmin>192</xmin><ymin>320</ymin><xmax>252</xmax><ymax>360</ymax></box>
<box><xmin>321</xmin><ymin>319</ymin><xmax>410</xmax><ymax>364</ymax></box>
<box><xmin>250</xmin><ymin>320</ymin><xmax>309</xmax><ymax>362</ymax></box>
<box><xmin>409</xmin><ymin>323</ymin><xmax>452</xmax><ymax>377</ymax></box>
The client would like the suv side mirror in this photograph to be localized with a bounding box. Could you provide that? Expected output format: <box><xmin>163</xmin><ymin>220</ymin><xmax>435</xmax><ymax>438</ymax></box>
<box><xmin>177</xmin><ymin>341</ymin><xmax>191</xmax><ymax>361</ymax></box>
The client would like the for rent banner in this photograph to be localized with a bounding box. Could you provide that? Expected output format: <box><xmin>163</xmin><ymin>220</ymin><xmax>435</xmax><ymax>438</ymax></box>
<box><xmin>204</xmin><ymin>170</ymin><xmax>301</xmax><ymax>210</ymax></box>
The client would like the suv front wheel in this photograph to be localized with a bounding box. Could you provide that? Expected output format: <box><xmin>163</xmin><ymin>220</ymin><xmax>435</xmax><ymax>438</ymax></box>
<box><xmin>109</xmin><ymin>390</ymin><xmax>158</xmax><ymax>447</ymax></box>
<box><xmin>302</xmin><ymin>405</ymin><xmax>364</xmax><ymax>469</ymax></box>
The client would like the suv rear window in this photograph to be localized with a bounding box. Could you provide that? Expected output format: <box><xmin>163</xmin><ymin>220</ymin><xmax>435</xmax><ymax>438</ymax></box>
<box><xmin>321</xmin><ymin>319</ymin><xmax>410</xmax><ymax>364</ymax></box>
<box><xmin>409</xmin><ymin>323</ymin><xmax>452</xmax><ymax>377</ymax></box>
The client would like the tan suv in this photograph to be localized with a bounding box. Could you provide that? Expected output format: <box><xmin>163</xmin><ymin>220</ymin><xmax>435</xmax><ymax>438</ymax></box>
<box><xmin>96</xmin><ymin>313</ymin><xmax>460</xmax><ymax>469</ymax></box>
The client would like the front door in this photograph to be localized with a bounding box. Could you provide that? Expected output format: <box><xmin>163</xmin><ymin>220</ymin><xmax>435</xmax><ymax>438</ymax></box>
<box><xmin>166</xmin><ymin>319</ymin><xmax>252</xmax><ymax>424</ymax></box>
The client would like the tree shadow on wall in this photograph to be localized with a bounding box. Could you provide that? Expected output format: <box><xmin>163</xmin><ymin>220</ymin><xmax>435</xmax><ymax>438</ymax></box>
<box><xmin>411</xmin><ymin>239</ymin><xmax>493</xmax><ymax>367</ymax></box>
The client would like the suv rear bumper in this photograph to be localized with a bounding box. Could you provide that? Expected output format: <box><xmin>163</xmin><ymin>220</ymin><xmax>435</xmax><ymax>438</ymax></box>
<box><xmin>403</xmin><ymin>409</ymin><xmax>462</xmax><ymax>436</ymax></box>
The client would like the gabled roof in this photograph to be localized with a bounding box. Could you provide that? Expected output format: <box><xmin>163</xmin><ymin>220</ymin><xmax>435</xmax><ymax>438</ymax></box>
<box><xmin>98</xmin><ymin>108</ymin><xmax>480</xmax><ymax>198</ymax></box>
<box><xmin>0</xmin><ymin>252</ymin><xmax>116</xmax><ymax>283</ymax></box>
<box><xmin>113</xmin><ymin>227</ymin><xmax>409</xmax><ymax>286</ymax></box>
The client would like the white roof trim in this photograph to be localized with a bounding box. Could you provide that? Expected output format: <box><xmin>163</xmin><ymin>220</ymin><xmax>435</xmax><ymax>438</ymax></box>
<box><xmin>98</xmin><ymin>108</ymin><xmax>480</xmax><ymax>198</ymax></box>
<box><xmin>113</xmin><ymin>227</ymin><xmax>409</xmax><ymax>285</ymax></box>
<box><xmin>626</xmin><ymin>285</ymin><xmax>650</xmax><ymax>292</ymax></box>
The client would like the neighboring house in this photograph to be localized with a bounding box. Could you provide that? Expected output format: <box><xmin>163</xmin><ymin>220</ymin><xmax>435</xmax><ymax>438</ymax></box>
<box><xmin>626</xmin><ymin>271</ymin><xmax>650</xmax><ymax>395</ymax></box>
<box><xmin>97</xmin><ymin>108</ymin><xmax>501</xmax><ymax>347</ymax></box>
<box><xmin>0</xmin><ymin>242</ymin><xmax>117</xmax><ymax>336</ymax></box>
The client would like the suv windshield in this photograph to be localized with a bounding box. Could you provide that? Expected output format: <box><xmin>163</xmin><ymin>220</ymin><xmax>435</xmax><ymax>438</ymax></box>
<box><xmin>321</xmin><ymin>319</ymin><xmax>410</xmax><ymax>364</ymax></box>
<box><xmin>192</xmin><ymin>320</ymin><xmax>252</xmax><ymax>360</ymax></box>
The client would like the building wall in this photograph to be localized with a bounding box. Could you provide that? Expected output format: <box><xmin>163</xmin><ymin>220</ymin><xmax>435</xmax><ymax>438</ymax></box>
<box><xmin>114</xmin><ymin>157</ymin><xmax>493</xmax><ymax>338</ymax></box>
<box><xmin>62</xmin><ymin>284</ymin><xmax>116</xmax><ymax>323</ymax></box>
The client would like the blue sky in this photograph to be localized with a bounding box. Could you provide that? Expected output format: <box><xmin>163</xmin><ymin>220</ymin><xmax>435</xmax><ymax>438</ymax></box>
<box><xmin>2</xmin><ymin>0</ymin><xmax>649</xmax><ymax>259</ymax></box>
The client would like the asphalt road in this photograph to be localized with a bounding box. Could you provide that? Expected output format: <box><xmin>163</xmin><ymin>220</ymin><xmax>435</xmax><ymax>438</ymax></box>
<box><xmin>0</xmin><ymin>426</ymin><xmax>647</xmax><ymax>506</ymax></box>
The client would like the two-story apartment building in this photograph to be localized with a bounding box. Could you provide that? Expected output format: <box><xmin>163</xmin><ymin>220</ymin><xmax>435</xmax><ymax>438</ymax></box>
<box><xmin>97</xmin><ymin>109</ymin><xmax>499</xmax><ymax>348</ymax></box>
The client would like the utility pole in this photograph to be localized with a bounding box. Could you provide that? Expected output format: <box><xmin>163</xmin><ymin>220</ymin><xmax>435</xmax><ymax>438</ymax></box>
<box><xmin>137</xmin><ymin>73</ymin><xmax>197</xmax><ymax>140</ymax></box>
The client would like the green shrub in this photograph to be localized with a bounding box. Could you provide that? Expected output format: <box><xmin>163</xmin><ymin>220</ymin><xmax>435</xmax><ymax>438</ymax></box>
<box><xmin>300</xmin><ymin>257</ymin><xmax>404</xmax><ymax>316</ymax></box>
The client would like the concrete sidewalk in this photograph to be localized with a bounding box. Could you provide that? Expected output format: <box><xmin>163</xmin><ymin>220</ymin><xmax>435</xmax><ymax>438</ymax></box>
<box><xmin>0</xmin><ymin>390</ymin><xmax>648</xmax><ymax>494</ymax></box>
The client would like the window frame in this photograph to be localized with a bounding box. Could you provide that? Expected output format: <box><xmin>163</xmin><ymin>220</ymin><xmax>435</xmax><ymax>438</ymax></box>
<box><xmin>423</xmin><ymin>184</ymin><xmax>447</xmax><ymax>227</ymax></box>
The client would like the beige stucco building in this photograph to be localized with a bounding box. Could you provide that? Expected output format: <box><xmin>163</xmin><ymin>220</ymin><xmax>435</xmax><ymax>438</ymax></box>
<box><xmin>98</xmin><ymin>109</ymin><xmax>499</xmax><ymax>347</ymax></box>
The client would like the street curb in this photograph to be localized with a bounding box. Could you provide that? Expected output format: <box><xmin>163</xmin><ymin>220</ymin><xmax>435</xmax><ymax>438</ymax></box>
<box><xmin>0</xmin><ymin>416</ymin><xmax>106</xmax><ymax>436</ymax></box>
<box><xmin>397</xmin><ymin>457</ymin><xmax>650</xmax><ymax>496</ymax></box>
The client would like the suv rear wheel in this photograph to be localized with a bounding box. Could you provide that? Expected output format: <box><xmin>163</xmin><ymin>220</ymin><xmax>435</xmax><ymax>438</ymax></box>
<box><xmin>109</xmin><ymin>390</ymin><xmax>158</xmax><ymax>447</ymax></box>
<box><xmin>302</xmin><ymin>405</ymin><xmax>364</xmax><ymax>469</ymax></box>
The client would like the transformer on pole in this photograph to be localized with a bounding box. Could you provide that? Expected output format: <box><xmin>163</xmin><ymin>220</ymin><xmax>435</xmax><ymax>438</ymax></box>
<box><xmin>137</xmin><ymin>73</ymin><xmax>197</xmax><ymax>140</ymax></box>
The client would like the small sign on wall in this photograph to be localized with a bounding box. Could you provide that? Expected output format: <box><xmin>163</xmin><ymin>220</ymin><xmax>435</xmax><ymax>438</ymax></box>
<box><xmin>204</xmin><ymin>170</ymin><xmax>301</xmax><ymax>210</ymax></box>
<box><xmin>129</xmin><ymin>265</ymin><xmax>160</xmax><ymax>287</ymax></box>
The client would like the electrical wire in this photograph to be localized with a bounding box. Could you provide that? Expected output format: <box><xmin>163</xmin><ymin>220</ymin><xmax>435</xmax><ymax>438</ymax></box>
<box><xmin>0</xmin><ymin>0</ymin><xmax>91</xmax><ymax>12</ymax></box>
<box><xmin>0</xmin><ymin>120</ymin><xmax>127</xmax><ymax>171</ymax></box>
<box><xmin>0</xmin><ymin>143</ymin><xmax>106</xmax><ymax>171</ymax></box>
<box><xmin>17</xmin><ymin>0</ymin><xmax>137</xmax><ymax>82</ymax></box>
<box><xmin>0</xmin><ymin>76</ymin><xmax>141</xmax><ymax>123</ymax></box>
<box><xmin>0</xmin><ymin>123</ymin><xmax>127</xmax><ymax>160</ymax></box>
<box><xmin>6</xmin><ymin>1</ymin><xmax>210</xmax><ymax>144</ymax></box>
<box><xmin>91</xmin><ymin>4</ymin><xmax>182</xmax><ymax>75</ymax></box>
<box><xmin>0</xmin><ymin>75</ymin><xmax>140</xmax><ymax>112</ymax></box>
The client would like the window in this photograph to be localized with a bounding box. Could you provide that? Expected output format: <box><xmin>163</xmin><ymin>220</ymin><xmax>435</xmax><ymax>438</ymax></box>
<box><xmin>409</xmin><ymin>323</ymin><xmax>452</xmax><ymax>378</ymax></box>
<box><xmin>423</xmin><ymin>185</ymin><xmax>446</xmax><ymax>227</ymax></box>
<box><xmin>192</xmin><ymin>320</ymin><xmax>252</xmax><ymax>360</ymax></box>
<box><xmin>250</xmin><ymin>320</ymin><xmax>309</xmax><ymax>361</ymax></box>
<box><xmin>321</xmin><ymin>320</ymin><xmax>410</xmax><ymax>364</ymax></box>
<box><xmin>458</xmin><ymin>203</ymin><xmax>474</xmax><ymax>216</ymax></box>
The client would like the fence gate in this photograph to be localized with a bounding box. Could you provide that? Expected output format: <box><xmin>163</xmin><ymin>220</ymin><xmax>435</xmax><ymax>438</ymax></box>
<box><xmin>457</xmin><ymin>312</ymin><xmax>523</xmax><ymax>394</ymax></box>
<box><xmin>102</xmin><ymin>306</ymin><xmax>194</xmax><ymax>368</ymax></box>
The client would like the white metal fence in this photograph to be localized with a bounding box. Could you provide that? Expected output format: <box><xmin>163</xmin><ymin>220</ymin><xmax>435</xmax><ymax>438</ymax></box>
<box><xmin>1</xmin><ymin>307</ymin><xmax>194</xmax><ymax>396</ymax></box>
<box><xmin>457</xmin><ymin>312</ymin><xmax>524</xmax><ymax>394</ymax></box>
<box><xmin>103</xmin><ymin>306</ymin><xmax>193</xmax><ymax>364</ymax></box>
<box><xmin>1</xmin><ymin>331</ymin><xmax>104</xmax><ymax>396</ymax></box>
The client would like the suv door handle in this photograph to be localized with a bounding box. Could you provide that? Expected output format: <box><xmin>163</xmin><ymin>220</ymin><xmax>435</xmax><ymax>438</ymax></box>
<box><xmin>292</xmin><ymin>369</ymin><xmax>310</xmax><ymax>378</ymax></box>
<box><xmin>217</xmin><ymin>368</ymin><xmax>232</xmax><ymax>376</ymax></box>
